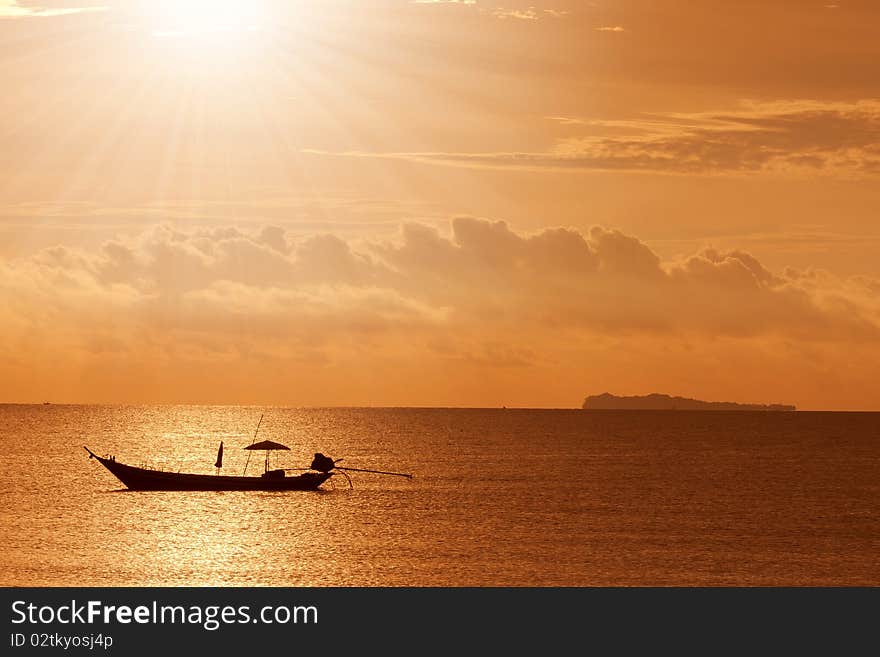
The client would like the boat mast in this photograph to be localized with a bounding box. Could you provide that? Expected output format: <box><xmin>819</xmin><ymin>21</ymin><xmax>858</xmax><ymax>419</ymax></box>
<box><xmin>242</xmin><ymin>413</ymin><xmax>264</xmax><ymax>476</ymax></box>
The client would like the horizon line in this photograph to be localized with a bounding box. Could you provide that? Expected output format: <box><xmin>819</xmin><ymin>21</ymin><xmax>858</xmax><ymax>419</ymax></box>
<box><xmin>2</xmin><ymin>402</ymin><xmax>879</xmax><ymax>412</ymax></box>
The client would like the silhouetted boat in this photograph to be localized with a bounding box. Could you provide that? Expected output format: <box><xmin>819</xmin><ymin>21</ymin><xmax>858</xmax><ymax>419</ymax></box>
<box><xmin>84</xmin><ymin>413</ymin><xmax>412</xmax><ymax>491</ymax></box>
<box><xmin>83</xmin><ymin>446</ymin><xmax>332</xmax><ymax>491</ymax></box>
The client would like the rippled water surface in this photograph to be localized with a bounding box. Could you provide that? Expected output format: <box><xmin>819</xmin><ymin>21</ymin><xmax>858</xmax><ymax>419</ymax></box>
<box><xmin>1</xmin><ymin>406</ymin><xmax>877</xmax><ymax>586</ymax></box>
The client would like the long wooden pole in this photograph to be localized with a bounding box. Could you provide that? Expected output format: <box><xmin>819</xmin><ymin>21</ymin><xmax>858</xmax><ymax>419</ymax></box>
<box><xmin>335</xmin><ymin>466</ymin><xmax>413</xmax><ymax>479</ymax></box>
<box><xmin>242</xmin><ymin>413</ymin><xmax>264</xmax><ymax>476</ymax></box>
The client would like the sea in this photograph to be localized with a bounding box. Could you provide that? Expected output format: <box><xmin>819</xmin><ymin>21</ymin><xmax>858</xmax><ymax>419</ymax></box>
<box><xmin>0</xmin><ymin>405</ymin><xmax>877</xmax><ymax>586</ymax></box>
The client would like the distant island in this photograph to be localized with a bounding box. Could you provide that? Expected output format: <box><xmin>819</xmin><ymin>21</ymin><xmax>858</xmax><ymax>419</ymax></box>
<box><xmin>582</xmin><ymin>393</ymin><xmax>796</xmax><ymax>411</ymax></box>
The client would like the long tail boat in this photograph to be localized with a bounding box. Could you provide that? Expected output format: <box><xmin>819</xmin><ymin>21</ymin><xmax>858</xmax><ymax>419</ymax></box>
<box><xmin>84</xmin><ymin>414</ymin><xmax>413</xmax><ymax>491</ymax></box>
<box><xmin>83</xmin><ymin>443</ymin><xmax>332</xmax><ymax>491</ymax></box>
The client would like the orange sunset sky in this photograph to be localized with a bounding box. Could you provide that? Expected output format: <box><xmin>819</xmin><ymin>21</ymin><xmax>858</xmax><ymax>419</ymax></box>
<box><xmin>1</xmin><ymin>1</ymin><xmax>879</xmax><ymax>409</ymax></box>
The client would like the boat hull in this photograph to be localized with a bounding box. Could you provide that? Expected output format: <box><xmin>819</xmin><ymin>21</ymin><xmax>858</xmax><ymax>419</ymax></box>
<box><xmin>88</xmin><ymin>452</ymin><xmax>331</xmax><ymax>491</ymax></box>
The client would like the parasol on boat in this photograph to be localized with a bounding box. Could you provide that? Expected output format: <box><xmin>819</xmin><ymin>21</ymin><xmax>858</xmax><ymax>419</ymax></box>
<box><xmin>246</xmin><ymin>440</ymin><xmax>290</xmax><ymax>452</ymax></box>
<box><xmin>244</xmin><ymin>439</ymin><xmax>290</xmax><ymax>474</ymax></box>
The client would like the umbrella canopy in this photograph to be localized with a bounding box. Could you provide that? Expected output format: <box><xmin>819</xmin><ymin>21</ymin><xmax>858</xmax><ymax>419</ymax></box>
<box><xmin>245</xmin><ymin>440</ymin><xmax>290</xmax><ymax>451</ymax></box>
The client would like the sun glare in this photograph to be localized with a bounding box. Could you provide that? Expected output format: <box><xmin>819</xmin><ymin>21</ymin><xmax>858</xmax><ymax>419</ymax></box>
<box><xmin>148</xmin><ymin>0</ymin><xmax>265</xmax><ymax>39</ymax></box>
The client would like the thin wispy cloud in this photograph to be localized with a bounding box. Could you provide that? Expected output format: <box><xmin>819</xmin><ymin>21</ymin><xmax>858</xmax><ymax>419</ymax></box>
<box><xmin>491</xmin><ymin>8</ymin><xmax>569</xmax><ymax>21</ymax></box>
<box><xmin>493</xmin><ymin>8</ymin><xmax>539</xmax><ymax>21</ymax></box>
<box><xmin>308</xmin><ymin>100</ymin><xmax>880</xmax><ymax>178</ymax></box>
<box><xmin>412</xmin><ymin>1</ymin><xmax>568</xmax><ymax>21</ymax></box>
<box><xmin>0</xmin><ymin>0</ymin><xmax>105</xmax><ymax>18</ymax></box>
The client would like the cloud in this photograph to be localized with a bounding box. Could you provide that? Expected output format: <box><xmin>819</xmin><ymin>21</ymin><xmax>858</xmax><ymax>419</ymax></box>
<box><xmin>2</xmin><ymin>218</ymin><xmax>877</xmax><ymax>354</ymax></box>
<box><xmin>492</xmin><ymin>8</ymin><xmax>540</xmax><ymax>21</ymax></box>
<box><xmin>411</xmin><ymin>2</ymin><xmax>568</xmax><ymax>21</ymax></box>
<box><xmin>490</xmin><ymin>8</ymin><xmax>569</xmax><ymax>21</ymax></box>
<box><xmin>0</xmin><ymin>1</ymin><xmax>105</xmax><ymax>18</ymax></box>
<box><xmin>306</xmin><ymin>100</ymin><xmax>880</xmax><ymax>178</ymax></box>
<box><xmin>595</xmin><ymin>26</ymin><xmax>625</xmax><ymax>32</ymax></box>
<box><xmin>3</xmin><ymin>218</ymin><xmax>879</xmax><ymax>405</ymax></box>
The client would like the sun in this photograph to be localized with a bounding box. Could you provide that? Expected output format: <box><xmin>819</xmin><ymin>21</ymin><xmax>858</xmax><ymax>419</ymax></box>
<box><xmin>148</xmin><ymin>0</ymin><xmax>265</xmax><ymax>38</ymax></box>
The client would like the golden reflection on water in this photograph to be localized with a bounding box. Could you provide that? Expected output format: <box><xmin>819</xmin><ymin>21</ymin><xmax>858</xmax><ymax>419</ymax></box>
<box><xmin>1</xmin><ymin>405</ymin><xmax>879</xmax><ymax>586</ymax></box>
